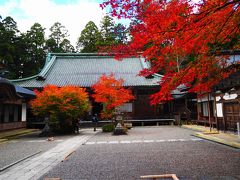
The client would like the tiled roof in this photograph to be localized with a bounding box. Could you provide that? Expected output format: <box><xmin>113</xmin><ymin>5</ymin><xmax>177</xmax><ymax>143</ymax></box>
<box><xmin>11</xmin><ymin>53</ymin><xmax>162</xmax><ymax>88</ymax></box>
<box><xmin>0</xmin><ymin>77</ymin><xmax>22</xmax><ymax>100</ymax></box>
<box><xmin>15</xmin><ymin>86</ymin><xmax>35</xmax><ymax>97</ymax></box>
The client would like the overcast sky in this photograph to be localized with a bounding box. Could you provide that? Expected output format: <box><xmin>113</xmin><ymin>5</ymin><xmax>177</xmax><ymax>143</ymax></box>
<box><xmin>0</xmin><ymin>0</ymin><xmax>108</xmax><ymax>47</ymax></box>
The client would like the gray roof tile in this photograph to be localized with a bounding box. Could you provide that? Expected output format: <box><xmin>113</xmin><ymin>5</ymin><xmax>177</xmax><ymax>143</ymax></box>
<box><xmin>12</xmin><ymin>54</ymin><xmax>161</xmax><ymax>88</ymax></box>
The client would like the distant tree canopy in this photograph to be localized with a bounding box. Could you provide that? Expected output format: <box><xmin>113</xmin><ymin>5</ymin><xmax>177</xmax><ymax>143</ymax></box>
<box><xmin>47</xmin><ymin>22</ymin><xmax>75</xmax><ymax>53</ymax></box>
<box><xmin>0</xmin><ymin>17</ymin><xmax>76</xmax><ymax>79</ymax></box>
<box><xmin>77</xmin><ymin>15</ymin><xmax>128</xmax><ymax>53</ymax></box>
<box><xmin>0</xmin><ymin>15</ymin><xmax>128</xmax><ymax>78</ymax></box>
<box><xmin>77</xmin><ymin>21</ymin><xmax>101</xmax><ymax>53</ymax></box>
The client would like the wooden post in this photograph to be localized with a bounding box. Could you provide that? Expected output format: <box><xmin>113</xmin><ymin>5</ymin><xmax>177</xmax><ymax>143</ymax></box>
<box><xmin>237</xmin><ymin>89</ymin><xmax>240</xmax><ymax>131</ymax></box>
<box><xmin>185</xmin><ymin>95</ymin><xmax>188</xmax><ymax>123</ymax></box>
<box><xmin>168</xmin><ymin>101</ymin><xmax>171</xmax><ymax>119</ymax></box>
<box><xmin>155</xmin><ymin>104</ymin><xmax>157</xmax><ymax>118</ymax></box>
<box><xmin>197</xmin><ymin>94</ymin><xmax>200</xmax><ymax>122</ymax></box>
<box><xmin>214</xmin><ymin>95</ymin><xmax>218</xmax><ymax>131</ymax></box>
<box><xmin>140</xmin><ymin>174</ymin><xmax>179</xmax><ymax>180</ymax></box>
<box><xmin>200</xmin><ymin>94</ymin><xmax>206</xmax><ymax>127</ymax></box>
<box><xmin>221</xmin><ymin>94</ymin><xmax>226</xmax><ymax>132</ymax></box>
<box><xmin>207</xmin><ymin>93</ymin><xmax>212</xmax><ymax>131</ymax></box>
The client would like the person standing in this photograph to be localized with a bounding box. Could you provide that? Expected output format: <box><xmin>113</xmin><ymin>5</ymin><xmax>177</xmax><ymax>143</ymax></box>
<box><xmin>74</xmin><ymin>118</ymin><xmax>80</xmax><ymax>133</ymax></box>
<box><xmin>92</xmin><ymin>114</ymin><xmax>99</xmax><ymax>131</ymax></box>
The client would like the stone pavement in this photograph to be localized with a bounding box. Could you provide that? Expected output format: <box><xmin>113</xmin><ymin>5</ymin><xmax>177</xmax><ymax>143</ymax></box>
<box><xmin>0</xmin><ymin>129</ymin><xmax>97</xmax><ymax>180</ymax></box>
<box><xmin>182</xmin><ymin>125</ymin><xmax>240</xmax><ymax>149</ymax></box>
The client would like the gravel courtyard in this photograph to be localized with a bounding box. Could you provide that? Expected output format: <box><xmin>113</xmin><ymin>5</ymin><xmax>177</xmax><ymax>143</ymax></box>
<box><xmin>40</xmin><ymin>126</ymin><xmax>240</xmax><ymax>180</ymax></box>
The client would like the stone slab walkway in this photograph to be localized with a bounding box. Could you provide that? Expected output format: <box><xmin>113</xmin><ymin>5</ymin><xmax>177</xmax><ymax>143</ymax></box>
<box><xmin>182</xmin><ymin>125</ymin><xmax>240</xmax><ymax>148</ymax></box>
<box><xmin>0</xmin><ymin>129</ymin><xmax>97</xmax><ymax>180</ymax></box>
<box><xmin>0</xmin><ymin>128</ymin><xmax>39</xmax><ymax>143</ymax></box>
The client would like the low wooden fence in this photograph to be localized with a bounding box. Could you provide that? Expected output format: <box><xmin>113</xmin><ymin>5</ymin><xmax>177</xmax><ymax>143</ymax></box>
<box><xmin>80</xmin><ymin>119</ymin><xmax>175</xmax><ymax>127</ymax></box>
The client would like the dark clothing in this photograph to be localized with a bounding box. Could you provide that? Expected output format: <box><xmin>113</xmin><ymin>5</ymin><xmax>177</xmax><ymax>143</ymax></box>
<box><xmin>92</xmin><ymin>115</ymin><xmax>98</xmax><ymax>131</ymax></box>
<box><xmin>74</xmin><ymin>119</ymin><xmax>80</xmax><ymax>133</ymax></box>
<box><xmin>92</xmin><ymin>116</ymin><xmax>99</xmax><ymax>123</ymax></box>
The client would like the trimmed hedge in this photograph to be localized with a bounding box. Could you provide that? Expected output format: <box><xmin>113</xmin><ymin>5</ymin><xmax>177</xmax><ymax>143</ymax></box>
<box><xmin>102</xmin><ymin>124</ymin><xmax>115</xmax><ymax>132</ymax></box>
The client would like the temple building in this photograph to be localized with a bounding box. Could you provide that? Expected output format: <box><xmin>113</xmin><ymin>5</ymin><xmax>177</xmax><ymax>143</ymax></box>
<box><xmin>0</xmin><ymin>78</ymin><xmax>35</xmax><ymax>131</ymax></box>
<box><xmin>12</xmin><ymin>53</ymin><xmax>168</xmax><ymax>122</ymax></box>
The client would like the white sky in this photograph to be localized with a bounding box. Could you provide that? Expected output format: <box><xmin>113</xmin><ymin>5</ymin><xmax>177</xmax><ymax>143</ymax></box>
<box><xmin>0</xmin><ymin>0</ymin><xmax>107</xmax><ymax>47</ymax></box>
<box><xmin>0</xmin><ymin>0</ymin><xmax>200</xmax><ymax>47</ymax></box>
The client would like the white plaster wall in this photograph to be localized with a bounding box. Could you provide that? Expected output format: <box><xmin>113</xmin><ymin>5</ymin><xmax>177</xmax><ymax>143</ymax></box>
<box><xmin>118</xmin><ymin>103</ymin><xmax>133</xmax><ymax>112</ymax></box>
<box><xmin>216</xmin><ymin>103</ymin><xmax>223</xmax><ymax>117</ymax></box>
<box><xmin>22</xmin><ymin>103</ymin><xmax>27</xmax><ymax>122</ymax></box>
<box><xmin>223</xmin><ymin>93</ymin><xmax>237</xmax><ymax>100</ymax></box>
<box><xmin>216</xmin><ymin>93</ymin><xmax>237</xmax><ymax>101</ymax></box>
<box><xmin>215</xmin><ymin>93</ymin><xmax>237</xmax><ymax>117</ymax></box>
<box><xmin>216</xmin><ymin>96</ymin><xmax>221</xmax><ymax>102</ymax></box>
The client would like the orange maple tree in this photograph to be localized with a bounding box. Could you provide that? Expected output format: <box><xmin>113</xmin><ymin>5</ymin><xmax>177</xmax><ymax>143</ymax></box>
<box><xmin>101</xmin><ymin>0</ymin><xmax>240</xmax><ymax>104</ymax></box>
<box><xmin>92</xmin><ymin>74</ymin><xmax>135</xmax><ymax>119</ymax></box>
<box><xmin>31</xmin><ymin>85</ymin><xmax>90</xmax><ymax>131</ymax></box>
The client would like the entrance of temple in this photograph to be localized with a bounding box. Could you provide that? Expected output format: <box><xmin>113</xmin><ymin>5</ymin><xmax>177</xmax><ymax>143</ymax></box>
<box><xmin>223</xmin><ymin>101</ymin><xmax>240</xmax><ymax>131</ymax></box>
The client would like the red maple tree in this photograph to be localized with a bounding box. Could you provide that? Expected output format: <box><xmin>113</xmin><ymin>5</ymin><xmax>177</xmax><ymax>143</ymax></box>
<box><xmin>101</xmin><ymin>0</ymin><xmax>240</xmax><ymax>104</ymax></box>
<box><xmin>92</xmin><ymin>74</ymin><xmax>135</xmax><ymax>119</ymax></box>
<box><xmin>31</xmin><ymin>85</ymin><xmax>90</xmax><ymax>132</ymax></box>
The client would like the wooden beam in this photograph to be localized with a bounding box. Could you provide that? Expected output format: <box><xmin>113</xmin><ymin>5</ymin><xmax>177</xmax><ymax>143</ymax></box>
<box><xmin>207</xmin><ymin>93</ymin><xmax>212</xmax><ymax>131</ymax></box>
<box><xmin>197</xmin><ymin>94</ymin><xmax>200</xmax><ymax>121</ymax></box>
<box><xmin>140</xmin><ymin>174</ymin><xmax>179</xmax><ymax>180</ymax></box>
<box><xmin>221</xmin><ymin>94</ymin><xmax>226</xmax><ymax>132</ymax></box>
<box><xmin>213</xmin><ymin>95</ymin><xmax>219</xmax><ymax>131</ymax></box>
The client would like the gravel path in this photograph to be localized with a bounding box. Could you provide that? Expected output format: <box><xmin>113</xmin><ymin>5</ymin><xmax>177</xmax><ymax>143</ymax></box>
<box><xmin>40</xmin><ymin>126</ymin><xmax>240</xmax><ymax>180</ymax></box>
<box><xmin>88</xmin><ymin>126</ymin><xmax>197</xmax><ymax>142</ymax></box>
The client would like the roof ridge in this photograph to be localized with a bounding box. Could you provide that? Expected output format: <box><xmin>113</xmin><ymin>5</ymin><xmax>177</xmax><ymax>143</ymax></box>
<box><xmin>51</xmin><ymin>53</ymin><xmax>115</xmax><ymax>57</ymax></box>
<box><xmin>37</xmin><ymin>55</ymin><xmax>56</xmax><ymax>80</ymax></box>
<box><xmin>10</xmin><ymin>75</ymin><xmax>39</xmax><ymax>82</ymax></box>
<box><xmin>139</xmin><ymin>57</ymin><xmax>163</xmax><ymax>78</ymax></box>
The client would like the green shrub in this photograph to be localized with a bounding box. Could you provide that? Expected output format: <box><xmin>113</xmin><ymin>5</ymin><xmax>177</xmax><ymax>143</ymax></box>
<box><xmin>102</xmin><ymin>124</ymin><xmax>115</xmax><ymax>132</ymax></box>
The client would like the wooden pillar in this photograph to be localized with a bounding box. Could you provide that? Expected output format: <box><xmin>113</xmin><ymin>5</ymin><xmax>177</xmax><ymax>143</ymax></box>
<box><xmin>213</xmin><ymin>95</ymin><xmax>218</xmax><ymax>131</ymax></box>
<box><xmin>185</xmin><ymin>95</ymin><xmax>188</xmax><ymax>121</ymax></box>
<box><xmin>199</xmin><ymin>94</ymin><xmax>203</xmax><ymax>126</ymax></box>
<box><xmin>221</xmin><ymin>94</ymin><xmax>226</xmax><ymax>132</ymax></box>
<box><xmin>168</xmin><ymin>102</ymin><xmax>171</xmax><ymax>119</ymax></box>
<box><xmin>132</xmin><ymin>89</ymin><xmax>137</xmax><ymax>119</ymax></box>
<box><xmin>154</xmin><ymin>105</ymin><xmax>157</xmax><ymax>118</ymax></box>
<box><xmin>207</xmin><ymin>93</ymin><xmax>212</xmax><ymax>131</ymax></box>
<box><xmin>197</xmin><ymin>94</ymin><xmax>200</xmax><ymax>121</ymax></box>
<box><xmin>236</xmin><ymin>89</ymin><xmax>240</xmax><ymax>133</ymax></box>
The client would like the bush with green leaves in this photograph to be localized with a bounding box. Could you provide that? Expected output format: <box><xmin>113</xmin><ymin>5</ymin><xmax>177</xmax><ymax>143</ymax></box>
<box><xmin>102</xmin><ymin>124</ymin><xmax>115</xmax><ymax>132</ymax></box>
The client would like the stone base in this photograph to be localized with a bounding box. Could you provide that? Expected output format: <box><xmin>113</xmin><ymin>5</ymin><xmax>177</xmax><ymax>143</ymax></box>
<box><xmin>114</xmin><ymin>123</ymin><xmax>127</xmax><ymax>135</ymax></box>
<box><xmin>0</xmin><ymin>122</ymin><xmax>26</xmax><ymax>131</ymax></box>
